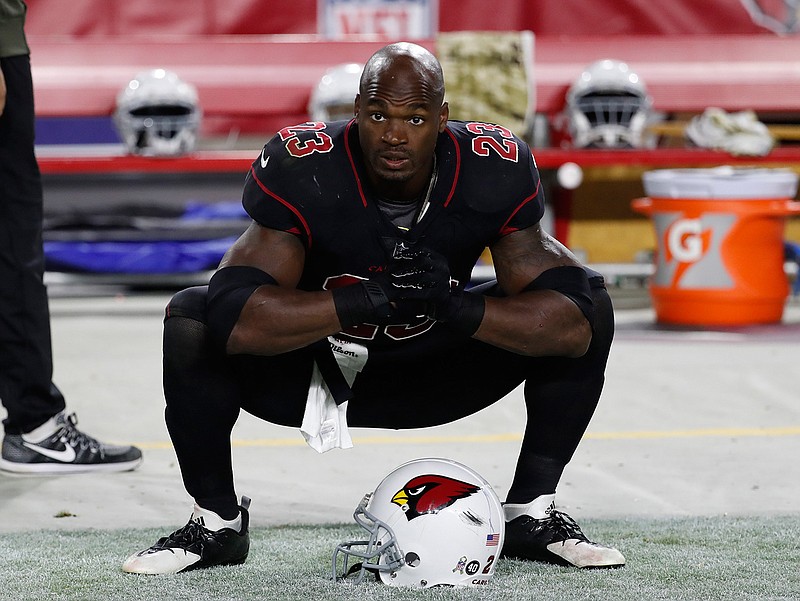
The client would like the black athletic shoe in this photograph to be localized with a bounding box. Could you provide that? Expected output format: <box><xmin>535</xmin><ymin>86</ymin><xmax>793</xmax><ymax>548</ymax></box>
<box><xmin>0</xmin><ymin>411</ymin><xmax>142</xmax><ymax>474</ymax></box>
<box><xmin>123</xmin><ymin>497</ymin><xmax>251</xmax><ymax>574</ymax></box>
<box><xmin>501</xmin><ymin>495</ymin><xmax>625</xmax><ymax>568</ymax></box>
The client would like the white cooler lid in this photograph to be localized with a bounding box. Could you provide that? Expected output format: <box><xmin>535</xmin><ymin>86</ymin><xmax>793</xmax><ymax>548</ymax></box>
<box><xmin>643</xmin><ymin>167</ymin><xmax>799</xmax><ymax>199</ymax></box>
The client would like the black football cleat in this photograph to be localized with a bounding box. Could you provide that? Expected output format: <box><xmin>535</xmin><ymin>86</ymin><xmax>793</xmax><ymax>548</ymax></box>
<box><xmin>123</xmin><ymin>497</ymin><xmax>251</xmax><ymax>574</ymax></box>
<box><xmin>501</xmin><ymin>494</ymin><xmax>625</xmax><ymax>568</ymax></box>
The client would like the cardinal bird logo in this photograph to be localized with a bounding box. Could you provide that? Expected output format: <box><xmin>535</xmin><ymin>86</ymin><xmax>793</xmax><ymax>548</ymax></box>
<box><xmin>391</xmin><ymin>474</ymin><xmax>480</xmax><ymax>521</ymax></box>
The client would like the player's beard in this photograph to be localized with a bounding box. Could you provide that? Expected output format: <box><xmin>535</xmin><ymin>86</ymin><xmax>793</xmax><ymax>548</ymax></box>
<box><xmin>372</xmin><ymin>151</ymin><xmax>416</xmax><ymax>182</ymax></box>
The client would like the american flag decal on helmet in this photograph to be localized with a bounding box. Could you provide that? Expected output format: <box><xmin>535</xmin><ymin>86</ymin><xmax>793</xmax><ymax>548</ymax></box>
<box><xmin>486</xmin><ymin>533</ymin><xmax>500</xmax><ymax>546</ymax></box>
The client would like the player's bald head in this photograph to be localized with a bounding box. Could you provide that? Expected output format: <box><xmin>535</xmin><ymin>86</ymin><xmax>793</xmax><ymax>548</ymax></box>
<box><xmin>359</xmin><ymin>42</ymin><xmax>445</xmax><ymax>107</ymax></box>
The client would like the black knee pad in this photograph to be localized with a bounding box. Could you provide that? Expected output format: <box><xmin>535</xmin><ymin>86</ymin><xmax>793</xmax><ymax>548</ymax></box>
<box><xmin>589</xmin><ymin>284</ymin><xmax>614</xmax><ymax>352</ymax></box>
<box><xmin>165</xmin><ymin>285</ymin><xmax>209</xmax><ymax>323</ymax></box>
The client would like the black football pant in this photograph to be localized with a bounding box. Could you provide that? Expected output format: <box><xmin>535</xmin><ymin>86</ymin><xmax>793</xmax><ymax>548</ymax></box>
<box><xmin>163</xmin><ymin>280</ymin><xmax>613</xmax><ymax>519</ymax></box>
<box><xmin>0</xmin><ymin>54</ymin><xmax>66</xmax><ymax>435</ymax></box>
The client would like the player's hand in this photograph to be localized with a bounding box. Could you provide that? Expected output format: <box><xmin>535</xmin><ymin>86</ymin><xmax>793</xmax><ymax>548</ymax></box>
<box><xmin>387</xmin><ymin>243</ymin><xmax>485</xmax><ymax>334</ymax></box>
<box><xmin>385</xmin><ymin>245</ymin><xmax>475</xmax><ymax>325</ymax></box>
<box><xmin>332</xmin><ymin>241</ymin><xmax>485</xmax><ymax>335</ymax></box>
<box><xmin>329</xmin><ymin>242</ymin><xmax>417</xmax><ymax>328</ymax></box>
<box><xmin>331</xmin><ymin>276</ymin><xmax>396</xmax><ymax>328</ymax></box>
<box><xmin>388</xmin><ymin>245</ymin><xmax>452</xmax><ymax>308</ymax></box>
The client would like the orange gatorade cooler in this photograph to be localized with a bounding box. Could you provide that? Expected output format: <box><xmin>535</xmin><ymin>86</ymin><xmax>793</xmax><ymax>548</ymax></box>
<box><xmin>632</xmin><ymin>167</ymin><xmax>800</xmax><ymax>326</ymax></box>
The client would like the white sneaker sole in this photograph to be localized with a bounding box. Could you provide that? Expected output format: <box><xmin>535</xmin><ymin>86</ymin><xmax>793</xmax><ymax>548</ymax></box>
<box><xmin>0</xmin><ymin>456</ymin><xmax>143</xmax><ymax>474</ymax></box>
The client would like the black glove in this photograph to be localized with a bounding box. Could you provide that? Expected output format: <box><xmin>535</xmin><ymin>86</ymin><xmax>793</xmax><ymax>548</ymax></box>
<box><xmin>389</xmin><ymin>245</ymin><xmax>486</xmax><ymax>335</ymax></box>
<box><xmin>388</xmin><ymin>245</ymin><xmax>452</xmax><ymax>308</ymax></box>
<box><xmin>330</xmin><ymin>240</ymin><xmax>440</xmax><ymax>328</ymax></box>
<box><xmin>329</xmin><ymin>241</ymin><xmax>418</xmax><ymax>327</ymax></box>
<box><xmin>332</xmin><ymin>242</ymin><xmax>485</xmax><ymax>335</ymax></box>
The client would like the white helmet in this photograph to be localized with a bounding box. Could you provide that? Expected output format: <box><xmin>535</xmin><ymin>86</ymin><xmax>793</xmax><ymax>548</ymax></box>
<box><xmin>113</xmin><ymin>69</ymin><xmax>202</xmax><ymax>157</ymax></box>
<box><xmin>565</xmin><ymin>59</ymin><xmax>655</xmax><ymax>148</ymax></box>
<box><xmin>333</xmin><ymin>457</ymin><xmax>505</xmax><ymax>588</ymax></box>
<box><xmin>308</xmin><ymin>63</ymin><xmax>362</xmax><ymax>122</ymax></box>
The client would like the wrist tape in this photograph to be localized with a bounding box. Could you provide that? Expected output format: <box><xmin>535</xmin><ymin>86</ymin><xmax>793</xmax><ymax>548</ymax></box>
<box><xmin>331</xmin><ymin>281</ymin><xmax>392</xmax><ymax>329</ymax></box>
<box><xmin>445</xmin><ymin>291</ymin><xmax>486</xmax><ymax>336</ymax></box>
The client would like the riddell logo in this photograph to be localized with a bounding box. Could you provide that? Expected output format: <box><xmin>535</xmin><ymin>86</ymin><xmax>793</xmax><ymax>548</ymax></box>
<box><xmin>652</xmin><ymin>213</ymin><xmax>736</xmax><ymax>289</ymax></box>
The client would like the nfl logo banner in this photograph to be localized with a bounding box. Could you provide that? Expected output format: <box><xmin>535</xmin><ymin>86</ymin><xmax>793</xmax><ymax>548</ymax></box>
<box><xmin>318</xmin><ymin>0</ymin><xmax>438</xmax><ymax>39</ymax></box>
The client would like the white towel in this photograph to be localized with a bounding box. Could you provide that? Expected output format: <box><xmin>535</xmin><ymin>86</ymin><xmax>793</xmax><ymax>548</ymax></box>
<box><xmin>685</xmin><ymin>107</ymin><xmax>774</xmax><ymax>157</ymax></box>
<box><xmin>300</xmin><ymin>336</ymin><xmax>368</xmax><ymax>453</ymax></box>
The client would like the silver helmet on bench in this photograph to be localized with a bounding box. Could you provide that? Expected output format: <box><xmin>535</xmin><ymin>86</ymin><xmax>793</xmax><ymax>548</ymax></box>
<box><xmin>308</xmin><ymin>62</ymin><xmax>363</xmax><ymax>122</ymax></box>
<box><xmin>563</xmin><ymin>58</ymin><xmax>655</xmax><ymax>149</ymax></box>
<box><xmin>113</xmin><ymin>69</ymin><xmax>202</xmax><ymax>157</ymax></box>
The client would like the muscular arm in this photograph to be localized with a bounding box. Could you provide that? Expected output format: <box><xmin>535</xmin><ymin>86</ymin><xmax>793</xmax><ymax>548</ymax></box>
<box><xmin>473</xmin><ymin>224</ymin><xmax>593</xmax><ymax>358</ymax></box>
<box><xmin>0</xmin><ymin>68</ymin><xmax>6</xmax><ymax>116</ymax></box>
<box><xmin>220</xmin><ymin>222</ymin><xmax>342</xmax><ymax>355</ymax></box>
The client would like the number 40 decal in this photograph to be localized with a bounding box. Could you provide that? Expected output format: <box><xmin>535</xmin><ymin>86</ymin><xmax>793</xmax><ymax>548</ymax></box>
<box><xmin>466</xmin><ymin>122</ymin><xmax>519</xmax><ymax>162</ymax></box>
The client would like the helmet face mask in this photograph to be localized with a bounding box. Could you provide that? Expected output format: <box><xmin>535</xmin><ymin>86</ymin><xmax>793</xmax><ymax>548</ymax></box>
<box><xmin>113</xmin><ymin>69</ymin><xmax>202</xmax><ymax>157</ymax></box>
<box><xmin>564</xmin><ymin>59</ymin><xmax>655</xmax><ymax>149</ymax></box>
<box><xmin>333</xmin><ymin>494</ymin><xmax>405</xmax><ymax>583</ymax></box>
<box><xmin>333</xmin><ymin>458</ymin><xmax>505</xmax><ymax>589</ymax></box>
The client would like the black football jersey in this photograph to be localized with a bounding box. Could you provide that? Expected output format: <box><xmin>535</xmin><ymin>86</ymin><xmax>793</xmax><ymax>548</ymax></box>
<box><xmin>242</xmin><ymin>119</ymin><xmax>545</xmax><ymax>346</ymax></box>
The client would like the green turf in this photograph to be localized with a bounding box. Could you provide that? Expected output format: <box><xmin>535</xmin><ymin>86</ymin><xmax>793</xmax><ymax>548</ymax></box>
<box><xmin>1</xmin><ymin>515</ymin><xmax>798</xmax><ymax>600</ymax></box>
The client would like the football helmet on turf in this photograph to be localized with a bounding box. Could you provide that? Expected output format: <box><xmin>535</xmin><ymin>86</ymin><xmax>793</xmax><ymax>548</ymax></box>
<box><xmin>308</xmin><ymin>63</ymin><xmax>362</xmax><ymax>122</ymax></box>
<box><xmin>333</xmin><ymin>457</ymin><xmax>505</xmax><ymax>588</ymax></box>
<box><xmin>563</xmin><ymin>58</ymin><xmax>655</xmax><ymax>149</ymax></box>
<box><xmin>113</xmin><ymin>69</ymin><xmax>202</xmax><ymax>157</ymax></box>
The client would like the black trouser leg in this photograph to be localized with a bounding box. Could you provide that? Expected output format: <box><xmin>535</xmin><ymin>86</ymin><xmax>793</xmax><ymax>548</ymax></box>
<box><xmin>0</xmin><ymin>54</ymin><xmax>65</xmax><ymax>434</ymax></box>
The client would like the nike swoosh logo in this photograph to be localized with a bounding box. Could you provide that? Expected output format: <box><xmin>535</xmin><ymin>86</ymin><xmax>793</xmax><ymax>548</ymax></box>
<box><xmin>23</xmin><ymin>439</ymin><xmax>77</xmax><ymax>463</ymax></box>
<box><xmin>260</xmin><ymin>149</ymin><xmax>270</xmax><ymax>169</ymax></box>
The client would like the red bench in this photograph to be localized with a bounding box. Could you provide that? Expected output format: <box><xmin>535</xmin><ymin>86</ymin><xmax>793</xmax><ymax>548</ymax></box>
<box><xmin>29</xmin><ymin>35</ymin><xmax>425</xmax><ymax>135</ymax></box>
<box><xmin>30</xmin><ymin>33</ymin><xmax>800</xmax><ymax>134</ymax></box>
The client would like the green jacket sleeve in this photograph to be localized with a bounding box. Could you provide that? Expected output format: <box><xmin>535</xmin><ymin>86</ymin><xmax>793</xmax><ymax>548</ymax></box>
<box><xmin>0</xmin><ymin>0</ymin><xmax>30</xmax><ymax>58</ymax></box>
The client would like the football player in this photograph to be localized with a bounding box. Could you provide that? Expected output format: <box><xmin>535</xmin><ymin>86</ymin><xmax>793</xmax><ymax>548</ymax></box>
<box><xmin>123</xmin><ymin>42</ymin><xmax>624</xmax><ymax>576</ymax></box>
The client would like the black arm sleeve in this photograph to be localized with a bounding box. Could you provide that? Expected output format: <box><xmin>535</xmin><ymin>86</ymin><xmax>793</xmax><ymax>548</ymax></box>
<box><xmin>522</xmin><ymin>265</ymin><xmax>595</xmax><ymax>328</ymax></box>
<box><xmin>206</xmin><ymin>266</ymin><xmax>278</xmax><ymax>348</ymax></box>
